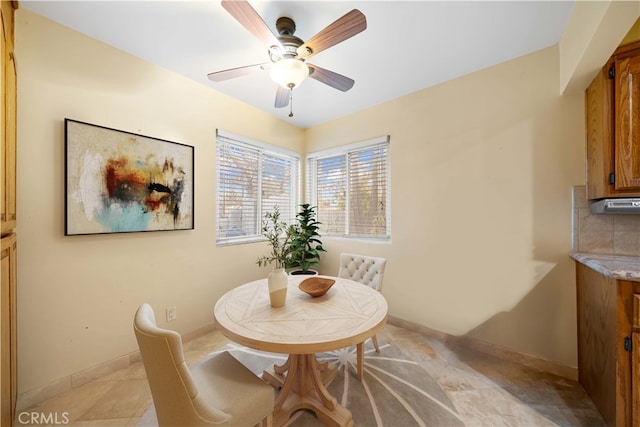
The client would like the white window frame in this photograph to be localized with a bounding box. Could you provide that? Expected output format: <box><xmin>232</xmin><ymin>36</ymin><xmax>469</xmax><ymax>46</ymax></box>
<box><xmin>216</xmin><ymin>129</ymin><xmax>300</xmax><ymax>246</ymax></box>
<box><xmin>307</xmin><ymin>135</ymin><xmax>391</xmax><ymax>240</ymax></box>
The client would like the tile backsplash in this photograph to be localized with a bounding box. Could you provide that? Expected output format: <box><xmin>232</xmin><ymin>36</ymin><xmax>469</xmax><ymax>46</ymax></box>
<box><xmin>572</xmin><ymin>186</ymin><xmax>640</xmax><ymax>256</ymax></box>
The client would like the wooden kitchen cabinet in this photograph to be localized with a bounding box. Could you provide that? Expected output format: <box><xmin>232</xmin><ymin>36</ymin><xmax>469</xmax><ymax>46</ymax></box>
<box><xmin>0</xmin><ymin>2</ymin><xmax>17</xmax><ymax>425</ymax></box>
<box><xmin>576</xmin><ymin>262</ymin><xmax>639</xmax><ymax>426</ymax></box>
<box><xmin>634</xmin><ymin>294</ymin><xmax>640</xmax><ymax>425</ymax></box>
<box><xmin>585</xmin><ymin>40</ymin><xmax>640</xmax><ymax>200</ymax></box>
<box><xmin>1</xmin><ymin>0</ymin><xmax>17</xmax><ymax>235</ymax></box>
<box><xmin>0</xmin><ymin>234</ymin><xmax>16</xmax><ymax>427</ymax></box>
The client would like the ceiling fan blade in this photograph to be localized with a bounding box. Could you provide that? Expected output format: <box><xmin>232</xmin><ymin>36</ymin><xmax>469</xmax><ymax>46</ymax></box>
<box><xmin>207</xmin><ymin>63</ymin><xmax>268</xmax><ymax>82</ymax></box>
<box><xmin>221</xmin><ymin>0</ymin><xmax>280</xmax><ymax>47</ymax></box>
<box><xmin>274</xmin><ymin>85</ymin><xmax>290</xmax><ymax>108</ymax></box>
<box><xmin>308</xmin><ymin>64</ymin><xmax>354</xmax><ymax>92</ymax></box>
<box><xmin>297</xmin><ymin>9</ymin><xmax>366</xmax><ymax>59</ymax></box>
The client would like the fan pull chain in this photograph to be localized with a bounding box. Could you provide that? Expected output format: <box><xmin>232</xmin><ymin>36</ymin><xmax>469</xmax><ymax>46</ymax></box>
<box><xmin>288</xmin><ymin>84</ymin><xmax>294</xmax><ymax>118</ymax></box>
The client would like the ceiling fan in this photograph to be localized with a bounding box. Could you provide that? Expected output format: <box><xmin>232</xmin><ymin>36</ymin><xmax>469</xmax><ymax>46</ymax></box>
<box><xmin>207</xmin><ymin>0</ymin><xmax>367</xmax><ymax>116</ymax></box>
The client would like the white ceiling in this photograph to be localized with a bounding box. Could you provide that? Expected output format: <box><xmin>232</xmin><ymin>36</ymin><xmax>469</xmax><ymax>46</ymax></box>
<box><xmin>21</xmin><ymin>1</ymin><xmax>574</xmax><ymax>128</ymax></box>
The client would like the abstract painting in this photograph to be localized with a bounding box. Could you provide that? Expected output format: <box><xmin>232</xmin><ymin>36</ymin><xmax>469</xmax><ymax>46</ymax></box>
<box><xmin>65</xmin><ymin>119</ymin><xmax>194</xmax><ymax>235</ymax></box>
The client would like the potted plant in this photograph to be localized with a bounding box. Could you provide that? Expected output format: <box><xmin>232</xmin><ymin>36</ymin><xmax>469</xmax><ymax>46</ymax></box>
<box><xmin>256</xmin><ymin>206</ymin><xmax>295</xmax><ymax>307</ymax></box>
<box><xmin>286</xmin><ymin>204</ymin><xmax>326</xmax><ymax>276</ymax></box>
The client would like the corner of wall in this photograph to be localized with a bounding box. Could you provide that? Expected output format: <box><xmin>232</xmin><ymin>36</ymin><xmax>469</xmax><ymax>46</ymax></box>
<box><xmin>559</xmin><ymin>1</ymin><xmax>640</xmax><ymax>95</ymax></box>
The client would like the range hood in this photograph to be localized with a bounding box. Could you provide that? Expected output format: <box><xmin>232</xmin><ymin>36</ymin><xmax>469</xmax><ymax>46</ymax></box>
<box><xmin>590</xmin><ymin>198</ymin><xmax>640</xmax><ymax>214</ymax></box>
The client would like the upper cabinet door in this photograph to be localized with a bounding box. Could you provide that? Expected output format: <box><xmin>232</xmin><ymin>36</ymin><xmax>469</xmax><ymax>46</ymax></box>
<box><xmin>615</xmin><ymin>53</ymin><xmax>640</xmax><ymax>191</ymax></box>
<box><xmin>586</xmin><ymin>62</ymin><xmax>615</xmax><ymax>200</ymax></box>
<box><xmin>0</xmin><ymin>1</ymin><xmax>16</xmax><ymax>235</ymax></box>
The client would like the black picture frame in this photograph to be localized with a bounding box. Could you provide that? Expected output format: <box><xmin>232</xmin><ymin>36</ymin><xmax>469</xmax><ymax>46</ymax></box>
<box><xmin>65</xmin><ymin>119</ymin><xmax>194</xmax><ymax>235</ymax></box>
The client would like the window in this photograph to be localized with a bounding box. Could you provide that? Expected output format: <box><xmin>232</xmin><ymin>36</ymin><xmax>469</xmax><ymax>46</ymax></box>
<box><xmin>307</xmin><ymin>136</ymin><xmax>390</xmax><ymax>239</ymax></box>
<box><xmin>216</xmin><ymin>130</ymin><xmax>299</xmax><ymax>245</ymax></box>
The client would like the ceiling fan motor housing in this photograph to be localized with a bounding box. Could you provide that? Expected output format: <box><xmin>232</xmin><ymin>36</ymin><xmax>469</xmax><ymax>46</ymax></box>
<box><xmin>276</xmin><ymin>17</ymin><xmax>296</xmax><ymax>36</ymax></box>
<box><xmin>270</xmin><ymin>17</ymin><xmax>310</xmax><ymax>62</ymax></box>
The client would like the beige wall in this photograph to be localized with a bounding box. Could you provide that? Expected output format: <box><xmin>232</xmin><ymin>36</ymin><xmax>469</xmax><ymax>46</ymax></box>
<box><xmin>621</xmin><ymin>17</ymin><xmax>640</xmax><ymax>45</ymax></box>
<box><xmin>15</xmin><ymin>9</ymin><xmax>303</xmax><ymax>394</ymax></box>
<box><xmin>307</xmin><ymin>45</ymin><xmax>585</xmax><ymax>367</ymax></box>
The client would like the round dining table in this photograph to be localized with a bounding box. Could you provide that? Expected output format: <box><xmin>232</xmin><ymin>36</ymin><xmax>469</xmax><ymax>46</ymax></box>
<box><xmin>213</xmin><ymin>275</ymin><xmax>388</xmax><ymax>427</ymax></box>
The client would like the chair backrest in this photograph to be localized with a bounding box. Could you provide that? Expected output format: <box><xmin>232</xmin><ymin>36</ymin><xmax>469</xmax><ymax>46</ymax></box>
<box><xmin>133</xmin><ymin>303</ymin><xmax>230</xmax><ymax>426</ymax></box>
<box><xmin>337</xmin><ymin>253</ymin><xmax>387</xmax><ymax>291</ymax></box>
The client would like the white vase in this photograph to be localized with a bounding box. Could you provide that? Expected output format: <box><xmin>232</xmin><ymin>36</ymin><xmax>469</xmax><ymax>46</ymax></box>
<box><xmin>268</xmin><ymin>267</ymin><xmax>288</xmax><ymax>307</ymax></box>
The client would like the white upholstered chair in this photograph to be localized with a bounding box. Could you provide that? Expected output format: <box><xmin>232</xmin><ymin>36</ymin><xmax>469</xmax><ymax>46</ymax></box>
<box><xmin>134</xmin><ymin>303</ymin><xmax>274</xmax><ymax>427</ymax></box>
<box><xmin>337</xmin><ymin>253</ymin><xmax>387</xmax><ymax>381</ymax></box>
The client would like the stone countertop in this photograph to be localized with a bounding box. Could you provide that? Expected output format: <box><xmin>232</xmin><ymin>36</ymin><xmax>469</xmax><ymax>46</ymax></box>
<box><xmin>571</xmin><ymin>252</ymin><xmax>640</xmax><ymax>282</ymax></box>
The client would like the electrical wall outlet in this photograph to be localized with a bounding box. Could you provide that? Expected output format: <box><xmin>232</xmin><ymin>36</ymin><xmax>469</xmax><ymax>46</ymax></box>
<box><xmin>166</xmin><ymin>306</ymin><xmax>177</xmax><ymax>322</ymax></box>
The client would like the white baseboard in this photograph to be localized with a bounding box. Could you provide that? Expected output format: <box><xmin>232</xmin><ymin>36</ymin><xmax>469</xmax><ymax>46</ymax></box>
<box><xmin>17</xmin><ymin>317</ymin><xmax>577</xmax><ymax>412</ymax></box>
<box><xmin>387</xmin><ymin>315</ymin><xmax>578</xmax><ymax>381</ymax></box>
<box><xmin>16</xmin><ymin>323</ymin><xmax>215</xmax><ymax>411</ymax></box>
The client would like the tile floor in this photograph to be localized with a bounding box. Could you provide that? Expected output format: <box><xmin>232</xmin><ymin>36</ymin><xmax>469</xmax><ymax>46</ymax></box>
<box><xmin>15</xmin><ymin>324</ymin><xmax>605</xmax><ymax>426</ymax></box>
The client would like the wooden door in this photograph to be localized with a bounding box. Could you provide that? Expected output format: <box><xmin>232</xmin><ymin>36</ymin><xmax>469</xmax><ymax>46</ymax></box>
<box><xmin>585</xmin><ymin>61</ymin><xmax>615</xmax><ymax>199</ymax></box>
<box><xmin>0</xmin><ymin>2</ymin><xmax>16</xmax><ymax>425</ymax></box>
<box><xmin>615</xmin><ymin>52</ymin><xmax>640</xmax><ymax>191</ymax></box>
<box><xmin>633</xmin><ymin>294</ymin><xmax>640</xmax><ymax>426</ymax></box>
<box><xmin>0</xmin><ymin>234</ymin><xmax>16</xmax><ymax>426</ymax></box>
<box><xmin>0</xmin><ymin>0</ymin><xmax>16</xmax><ymax>234</ymax></box>
<box><xmin>633</xmin><ymin>332</ymin><xmax>639</xmax><ymax>426</ymax></box>
<box><xmin>576</xmin><ymin>263</ymin><xmax>618</xmax><ymax>425</ymax></box>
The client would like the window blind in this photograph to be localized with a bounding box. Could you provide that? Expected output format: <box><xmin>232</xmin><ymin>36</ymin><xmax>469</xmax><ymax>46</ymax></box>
<box><xmin>308</xmin><ymin>136</ymin><xmax>390</xmax><ymax>239</ymax></box>
<box><xmin>216</xmin><ymin>131</ymin><xmax>299</xmax><ymax>245</ymax></box>
<box><xmin>261</xmin><ymin>152</ymin><xmax>297</xmax><ymax>225</ymax></box>
<box><xmin>314</xmin><ymin>155</ymin><xmax>347</xmax><ymax>235</ymax></box>
<box><xmin>348</xmin><ymin>143</ymin><xmax>389</xmax><ymax>237</ymax></box>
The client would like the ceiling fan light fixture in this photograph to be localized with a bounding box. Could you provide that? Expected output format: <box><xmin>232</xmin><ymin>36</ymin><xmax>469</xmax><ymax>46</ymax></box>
<box><xmin>269</xmin><ymin>58</ymin><xmax>309</xmax><ymax>89</ymax></box>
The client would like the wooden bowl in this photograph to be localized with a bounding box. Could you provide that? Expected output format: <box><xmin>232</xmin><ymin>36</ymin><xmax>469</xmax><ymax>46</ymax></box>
<box><xmin>299</xmin><ymin>277</ymin><xmax>335</xmax><ymax>297</ymax></box>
